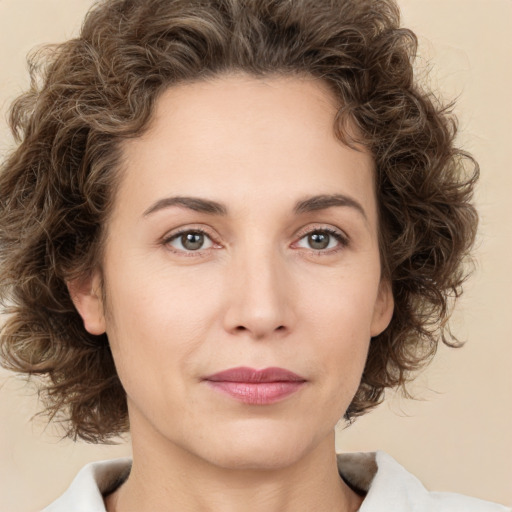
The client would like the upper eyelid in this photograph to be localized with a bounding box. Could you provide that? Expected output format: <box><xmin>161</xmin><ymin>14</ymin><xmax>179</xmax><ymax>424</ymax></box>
<box><xmin>295</xmin><ymin>224</ymin><xmax>348</xmax><ymax>241</ymax></box>
<box><xmin>162</xmin><ymin>225</ymin><xmax>217</xmax><ymax>242</ymax></box>
<box><xmin>163</xmin><ymin>224</ymin><xmax>346</xmax><ymax>237</ymax></box>
<box><xmin>162</xmin><ymin>227</ymin><xmax>218</xmax><ymax>255</ymax></box>
<box><xmin>296</xmin><ymin>230</ymin><xmax>348</xmax><ymax>248</ymax></box>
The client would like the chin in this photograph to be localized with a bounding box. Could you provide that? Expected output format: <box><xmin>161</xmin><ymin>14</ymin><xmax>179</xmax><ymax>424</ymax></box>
<box><xmin>208</xmin><ymin>446</ymin><xmax>303</xmax><ymax>472</ymax></box>
<box><xmin>195</xmin><ymin>422</ymin><xmax>322</xmax><ymax>472</ymax></box>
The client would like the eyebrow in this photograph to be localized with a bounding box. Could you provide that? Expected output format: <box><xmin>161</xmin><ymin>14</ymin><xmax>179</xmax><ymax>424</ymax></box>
<box><xmin>294</xmin><ymin>194</ymin><xmax>367</xmax><ymax>219</ymax></box>
<box><xmin>143</xmin><ymin>196</ymin><xmax>228</xmax><ymax>217</ymax></box>
<box><xmin>143</xmin><ymin>193</ymin><xmax>366</xmax><ymax>219</ymax></box>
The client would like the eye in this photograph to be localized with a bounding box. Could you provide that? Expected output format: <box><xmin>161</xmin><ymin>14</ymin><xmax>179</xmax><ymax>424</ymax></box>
<box><xmin>296</xmin><ymin>229</ymin><xmax>347</xmax><ymax>251</ymax></box>
<box><xmin>166</xmin><ymin>230</ymin><xmax>214</xmax><ymax>252</ymax></box>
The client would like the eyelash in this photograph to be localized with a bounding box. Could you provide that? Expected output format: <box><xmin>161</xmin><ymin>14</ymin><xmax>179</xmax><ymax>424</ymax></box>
<box><xmin>294</xmin><ymin>227</ymin><xmax>349</xmax><ymax>255</ymax></box>
<box><xmin>162</xmin><ymin>226</ymin><xmax>349</xmax><ymax>256</ymax></box>
<box><xmin>162</xmin><ymin>227</ymin><xmax>216</xmax><ymax>257</ymax></box>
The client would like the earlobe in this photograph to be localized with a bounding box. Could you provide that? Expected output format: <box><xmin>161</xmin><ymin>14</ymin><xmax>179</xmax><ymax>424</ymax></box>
<box><xmin>67</xmin><ymin>270</ymin><xmax>106</xmax><ymax>336</ymax></box>
<box><xmin>370</xmin><ymin>279</ymin><xmax>394</xmax><ymax>337</ymax></box>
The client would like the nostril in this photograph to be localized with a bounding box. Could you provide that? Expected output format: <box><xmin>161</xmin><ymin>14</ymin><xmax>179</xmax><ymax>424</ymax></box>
<box><xmin>233</xmin><ymin>324</ymin><xmax>285</xmax><ymax>334</ymax></box>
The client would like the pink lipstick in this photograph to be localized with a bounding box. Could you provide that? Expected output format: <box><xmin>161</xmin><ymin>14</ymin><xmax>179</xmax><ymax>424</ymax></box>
<box><xmin>203</xmin><ymin>367</ymin><xmax>306</xmax><ymax>405</ymax></box>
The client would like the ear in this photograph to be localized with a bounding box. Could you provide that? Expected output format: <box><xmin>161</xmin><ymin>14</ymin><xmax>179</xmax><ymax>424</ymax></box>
<box><xmin>370</xmin><ymin>278</ymin><xmax>394</xmax><ymax>337</ymax></box>
<box><xmin>67</xmin><ymin>270</ymin><xmax>106</xmax><ymax>335</ymax></box>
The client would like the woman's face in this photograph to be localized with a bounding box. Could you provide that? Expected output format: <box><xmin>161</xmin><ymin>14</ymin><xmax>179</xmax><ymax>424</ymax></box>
<box><xmin>73</xmin><ymin>74</ymin><xmax>393</xmax><ymax>470</ymax></box>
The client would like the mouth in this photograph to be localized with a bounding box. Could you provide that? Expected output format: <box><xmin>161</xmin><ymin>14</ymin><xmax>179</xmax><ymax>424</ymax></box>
<box><xmin>203</xmin><ymin>366</ymin><xmax>307</xmax><ymax>405</ymax></box>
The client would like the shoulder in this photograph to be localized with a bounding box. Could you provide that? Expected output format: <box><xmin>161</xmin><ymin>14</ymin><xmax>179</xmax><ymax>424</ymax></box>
<box><xmin>337</xmin><ymin>451</ymin><xmax>511</xmax><ymax>512</ymax></box>
<box><xmin>41</xmin><ymin>458</ymin><xmax>131</xmax><ymax>512</ymax></box>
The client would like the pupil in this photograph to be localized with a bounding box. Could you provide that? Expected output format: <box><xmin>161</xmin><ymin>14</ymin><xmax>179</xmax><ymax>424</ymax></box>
<box><xmin>182</xmin><ymin>232</ymin><xmax>204</xmax><ymax>250</ymax></box>
<box><xmin>309</xmin><ymin>232</ymin><xmax>329</xmax><ymax>250</ymax></box>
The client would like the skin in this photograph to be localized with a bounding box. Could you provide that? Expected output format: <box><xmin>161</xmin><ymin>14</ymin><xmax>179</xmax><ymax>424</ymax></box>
<box><xmin>70</xmin><ymin>74</ymin><xmax>393</xmax><ymax>512</ymax></box>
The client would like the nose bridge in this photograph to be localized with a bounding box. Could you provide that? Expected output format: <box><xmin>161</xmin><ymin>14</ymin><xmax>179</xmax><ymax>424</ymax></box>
<box><xmin>223</xmin><ymin>237</ymin><xmax>293</xmax><ymax>339</ymax></box>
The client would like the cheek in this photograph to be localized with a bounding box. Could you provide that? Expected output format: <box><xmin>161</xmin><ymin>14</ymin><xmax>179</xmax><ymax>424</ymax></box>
<box><xmin>299</xmin><ymin>269</ymin><xmax>378</xmax><ymax>388</ymax></box>
<box><xmin>103</xmin><ymin>263</ymin><xmax>223</xmax><ymax>384</ymax></box>
<box><xmin>301</xmin><ymin>262</ymin><xmax>381</xmax><ymax>336</ymax></box>
<box><xmin>315</xmin><ymin>298</ymin><xmax>372</xmax><ymax>380</ymax></box>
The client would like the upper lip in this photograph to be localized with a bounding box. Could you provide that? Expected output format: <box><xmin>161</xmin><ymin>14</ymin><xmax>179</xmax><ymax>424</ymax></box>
<box><xmin>204</xmin><ymin>366</ymin><xmax>306</xmax><ymax>383</ymax></box>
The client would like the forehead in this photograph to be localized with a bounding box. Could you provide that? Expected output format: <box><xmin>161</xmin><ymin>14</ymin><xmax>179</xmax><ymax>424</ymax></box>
<box><xmin>115</xmin><ymin>73</ymin><xmax>376</xmax><ymax>223</ymax></box>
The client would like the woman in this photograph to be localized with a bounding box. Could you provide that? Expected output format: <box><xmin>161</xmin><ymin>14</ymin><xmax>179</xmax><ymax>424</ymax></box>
<box><xmin>0</xmin><ymin>0</ymin><xmax>509</xmax><ymax>510</ymax></box>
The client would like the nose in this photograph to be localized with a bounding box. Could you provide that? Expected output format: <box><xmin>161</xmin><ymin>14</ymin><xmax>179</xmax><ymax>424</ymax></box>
<box><xmin>222</xmin><ymin>245</ymin><xmax>295</xmax><ymax>340</ymax></box>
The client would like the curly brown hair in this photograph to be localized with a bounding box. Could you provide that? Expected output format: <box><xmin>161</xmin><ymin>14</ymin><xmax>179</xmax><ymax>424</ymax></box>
<box><xmin>0</xmin><ymin>0</ymin><xmax>478</xmax><ymax>443</ymax></box>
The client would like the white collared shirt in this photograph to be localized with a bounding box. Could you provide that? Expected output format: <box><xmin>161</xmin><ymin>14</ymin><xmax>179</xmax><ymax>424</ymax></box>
<box><xmin>42</xmin><ymin>451</ymin><xmax>511</xmax><ymax>511</ymax></box>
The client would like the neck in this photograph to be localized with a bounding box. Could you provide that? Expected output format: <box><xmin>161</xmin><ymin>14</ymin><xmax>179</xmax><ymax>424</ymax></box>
<box><xmin>105</xmin><ymin>418</ymin><xmax>362</xmax><ymax>512</ymax></box>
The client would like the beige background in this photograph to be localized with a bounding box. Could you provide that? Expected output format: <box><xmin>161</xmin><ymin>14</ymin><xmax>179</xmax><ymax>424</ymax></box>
<box><xmin>0</xmin><ymin>0</ymin><xmax>511</xmax><ymax>510</ymax></box>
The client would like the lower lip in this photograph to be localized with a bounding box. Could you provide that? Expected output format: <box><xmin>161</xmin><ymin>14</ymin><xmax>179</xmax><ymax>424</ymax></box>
<box><xmin>205</xmin><ymin>381</ymin><xmax>305</xmax><ymax>405</ymax></box>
